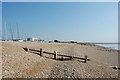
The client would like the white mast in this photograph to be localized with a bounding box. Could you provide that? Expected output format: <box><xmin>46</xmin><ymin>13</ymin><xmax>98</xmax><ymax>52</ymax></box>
<box><xmin>10</xmin><ymin>24</ymin><xmax>13</xmax><ymax>40</ymax></box>
<box><xmin>16</xmin><ymin>22</ymin><xmax>20</xmax><ymax>39</ymax></box>
<box><xmin>4</xmin><ymin>22</ymin><xmax>7</xmax><ymax>40</ymax></box>
<box><xmin>2</xmin><ymin>22</ymin><xmax>7</xmax><ymax>40</ymax></box>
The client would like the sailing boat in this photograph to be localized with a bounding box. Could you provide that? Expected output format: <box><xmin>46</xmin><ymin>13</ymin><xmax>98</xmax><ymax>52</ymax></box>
<box><xmin>15</xmin><ymin>23</ymin><xmax>23</xmax><ymax>42</ymax></box>
<box><xmin>2</xmin><ymin>22</ymin><xmax>7</xmax><ymax>41</ymax></box>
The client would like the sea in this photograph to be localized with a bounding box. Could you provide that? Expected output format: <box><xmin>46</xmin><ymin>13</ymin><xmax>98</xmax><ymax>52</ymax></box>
<box><xmin>95</xmin><ymin>43</ymin><xmax>120</xmax><ymax>50</ymax></box>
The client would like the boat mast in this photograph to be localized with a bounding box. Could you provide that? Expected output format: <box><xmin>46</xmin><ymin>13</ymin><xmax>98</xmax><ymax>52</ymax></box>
<box><xmin>10</xmin><ymin>24</ymin><xmax>13</xmax><ymax>40</ymax></box>
<box><xmin>2</xmin><ymin>23</ymin><xmax>4</xmax><ymax>40</ymax></box>
<box><xmin>2</xmin><ymin>22</ymin><xmax>7</xmax><ymax>40</ymax></box>
<box><xmin>4</xmin><ymin>22</ymin><xmax>7</xmax><ymax>40</ymax></box>
<box><xmin>16</xmin><ymin>22</ymin><xmax>20</xmax><ymax>39</ymax></box>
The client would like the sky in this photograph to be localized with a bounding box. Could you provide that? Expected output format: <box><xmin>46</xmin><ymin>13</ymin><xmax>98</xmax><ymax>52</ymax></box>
<box><xmin>0</xmin><ymin>1</ymin><xmax>1</xmax><ymax>40</ymax></box>
<box><xmin>2</xmin><ymin>2</ymin><xmax>118</xmax><ymax>42</ymax></box>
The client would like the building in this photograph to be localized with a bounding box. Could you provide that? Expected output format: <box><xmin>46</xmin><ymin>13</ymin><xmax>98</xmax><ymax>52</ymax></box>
<box><xmin>27</xmin><ymin>37</ymin><xmax>38</xmax><ymax>42</ymax></box>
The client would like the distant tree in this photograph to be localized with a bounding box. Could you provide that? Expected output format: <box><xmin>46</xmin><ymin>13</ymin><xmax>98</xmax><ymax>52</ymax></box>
<box><xmin>49</xmin><ymin>41</ymin><xmax>52</xmax><ymax>43</ymax></box>
<box><xmin>54</xmin><ymin>40</ymin><xmax>59</xmax><ymax>42</ymax></box>
<box><xmin>70</xmin><ymin>41</ymin><xmax>77</xmax><ymax>43</ymax></box>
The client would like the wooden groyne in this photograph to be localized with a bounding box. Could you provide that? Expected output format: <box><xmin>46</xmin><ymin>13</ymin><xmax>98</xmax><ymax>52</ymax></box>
<box><xmin>23</xmin><ymin>47</ymin><xmax>90</xmax><ymax>63</ymax></box>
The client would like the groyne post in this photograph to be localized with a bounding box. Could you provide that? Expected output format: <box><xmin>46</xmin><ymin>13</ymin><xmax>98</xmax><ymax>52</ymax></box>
<box><xmin>61</xmin><ymin>56</ymin><xmax>64</xmax><ymax>60</ymax></box>
<box><xmin>40</xmin><ymin>48</ymin><xmax>43</xmax><ymax>56</ymax></box>
<box><xmin>84</xmin><ymin>55</ymin><xmax>87</xmax><ymax>63</ymax></box>
<box><xmin>26</xmin><ymin>47</ymin><xmax>29</xmax><ymax>52</ymax></box>
<box><xmin>70</xmin><ymin>56</ymin><xmax>73</xmax><ymax>60</ymax></box>
<box><xmin>54</xmin><ymin>51</ymin><xmax>57</xmax><ymax>60</ymax></box>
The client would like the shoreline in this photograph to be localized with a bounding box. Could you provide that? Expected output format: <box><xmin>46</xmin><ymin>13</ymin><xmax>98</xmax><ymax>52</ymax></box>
<box><xmin>77</xmin><ymin>42</ymin><xmax>119</xmax><ymax>52</ymax></box>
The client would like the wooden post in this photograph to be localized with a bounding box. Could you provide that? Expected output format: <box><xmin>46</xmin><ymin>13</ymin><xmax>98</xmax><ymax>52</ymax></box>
<box><xmin>26</xmin><ymin>47</ymin><xmax>29</xmax><ymax>52</ymax></box>
<box><xmin>54</xmin><ymin>51</ymin><xmax>57</xmax><ymax>60</ymax></box>
<box><xmin>61</xmin><ymin>56</ymin><xmax>64</xmax><ymax>60</ymax></box>
<box><xmin>84</xmin><ymin>55</ymin><xmax>87</xmax><ymax>63</ymax></box>
<box><xmin>70</xmin><ymin>56</ymin><xmax>73</xmax><ymax>60</ymax></box>
<box><xmin>25</xmin><ymin>47</ymin><xmax>27</xmax><ymax>51</ymax></box>
<box><xmin>28</xmin><ymin>48</ymin><xmax>29</xmax><ymax>52</ymax></box>
<box><xmin>40</xmin><ymin>48</ymin><xmax>43</xmax><ymax>56</ymax></box>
